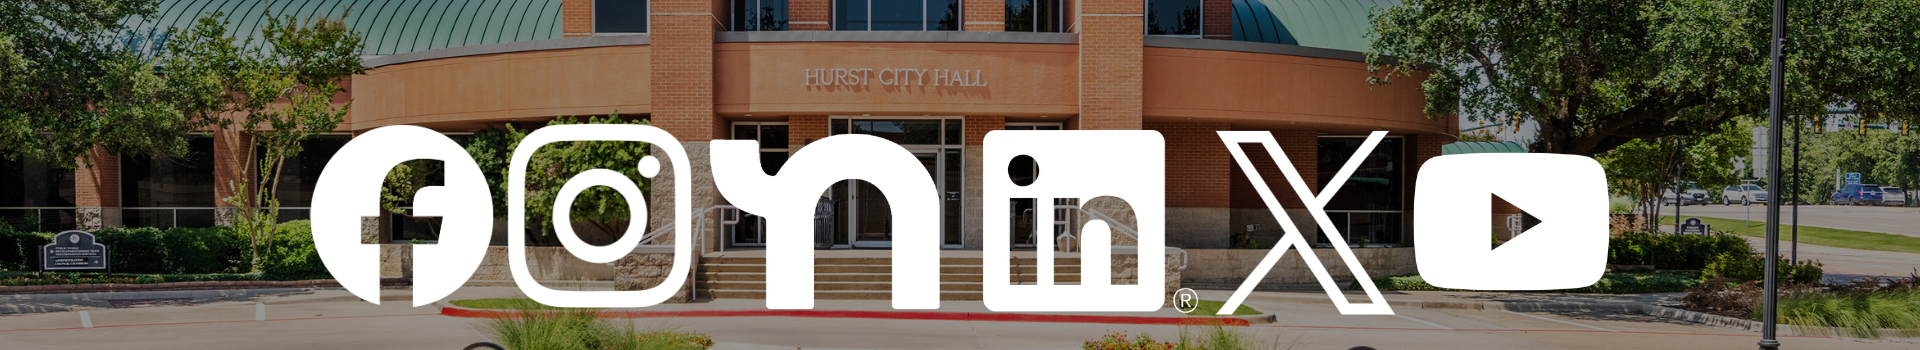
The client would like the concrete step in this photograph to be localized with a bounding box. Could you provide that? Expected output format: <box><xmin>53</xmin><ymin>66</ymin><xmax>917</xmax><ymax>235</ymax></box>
<box><xmin>708</xmin><ymin>290</ymin><xmax>986</xmax><ymax>301</ymax></box>
<box><xmin>700</xmin><ymin>257</ymin><xmax>1085</xmax><ymax>266</ymax></box>
<box><xmin>701</xmin><ymin>264</ymin><xmax>1082</xmax><ymax>274</ymax></box>
<box><xmin>701</xmin><ymin>281</ymin><xmax>988</xmax><ymax>292</ymax></box>
<box><xmin>700</xmin><ymin>272</ymin><xmax>1083</xmax><ymax>283</ymax></box>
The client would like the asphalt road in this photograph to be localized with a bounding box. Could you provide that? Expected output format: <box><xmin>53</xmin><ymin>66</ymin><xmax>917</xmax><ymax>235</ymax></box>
<box><xmin>1662</xmin><ymin>203</ymin><xmax>1920</xmax><ymax>237</ymax></box>
<box><xmin>0</xmin><ymin>289</ymin><xmax>1908</xmax><ymax>349</ymax></box>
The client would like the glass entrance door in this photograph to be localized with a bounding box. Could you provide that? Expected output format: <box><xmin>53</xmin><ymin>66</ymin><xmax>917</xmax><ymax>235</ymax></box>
<box><xmin>843</xmin><ymin>149</ymin><xmax>961</xmax><ymax>248</ymax></box>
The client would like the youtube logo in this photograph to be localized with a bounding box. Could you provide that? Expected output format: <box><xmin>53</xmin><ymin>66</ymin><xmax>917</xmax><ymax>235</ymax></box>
<box><xmin>1413</xmin><ymin>154</ymin><xmax>1610</xmax><ymax>290</ymax></box>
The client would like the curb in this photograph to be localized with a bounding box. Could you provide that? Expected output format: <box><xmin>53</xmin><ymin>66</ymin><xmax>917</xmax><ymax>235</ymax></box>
<box><xmin>1244</xmin><ymin>293</ymin><xmax>1920</xmax><ymax>341</ymax></box>
<box><xmin>436</xmin><ymin>300</ymin><xmax>1275</xmax><ymax>326</ymax></box>
<box><xmin>0</xmin><ymin>288</ymin><xmax>316</xmax><ymax>315</ymax></box>
<box><xmin>0</xmin><ymin>278</ymin><xmax>408</xmax><ymax>295</ymax></box>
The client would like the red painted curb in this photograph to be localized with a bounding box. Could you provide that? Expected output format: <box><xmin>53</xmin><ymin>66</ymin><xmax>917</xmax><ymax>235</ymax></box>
<box><xmin>441</xmin><ymin>307</ymin><xmax>1252</xmax><ymax>326</ymax></box>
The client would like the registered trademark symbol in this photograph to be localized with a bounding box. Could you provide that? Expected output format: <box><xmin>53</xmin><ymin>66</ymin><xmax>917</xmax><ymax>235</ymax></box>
<box><xmin>1174</xmin><ymin>288</ymin><xmax>1199</xmax><ymax>313</ymax></box>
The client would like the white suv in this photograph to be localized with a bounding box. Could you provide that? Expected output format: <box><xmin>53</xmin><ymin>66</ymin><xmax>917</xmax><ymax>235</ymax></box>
<box><xmin>1722</xmin><ymin>184</ymin><xmax>1769</xmax><ymax>206</ymax></box>
<box><xmin>1884</xmin><ymin>187</ymin><xmax>1908</xmax><ymax>207</ymax></box>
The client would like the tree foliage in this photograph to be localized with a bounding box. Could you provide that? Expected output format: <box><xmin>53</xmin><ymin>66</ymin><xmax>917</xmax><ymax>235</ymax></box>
<box><xmin>173</xmin><ymin>12</ymin><xmax>366</xmax><ymax>272</ymax></box>
<box><xmin>1368</xmin><ymin>0</ymin><xmax>1920</xmax><ymax>155</ymax></box>
<box><xmin>1781</xmin><ymin>126</ymin><xmax>1920</xmax><ymax>204</ymax></box>
<box><xmin>0</xmin><ymin>0</ymin><xmax>207</xmax><ymax>164</ymax></box>
<box><xmin>1596</xmin><ymin>118</ymin><xmax>1754</xmax><ymax>229</ymax></box>
<box><xmin>380</xmin><ymin>115</ymin><xmax>653</xmax><ymax>245</ymax></box>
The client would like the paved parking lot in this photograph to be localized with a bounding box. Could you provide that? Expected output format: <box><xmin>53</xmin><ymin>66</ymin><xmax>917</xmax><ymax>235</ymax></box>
<box><xmin>1673</xmin><ymin>204</ymin><xmax>1919</xmax><ymax>237</ymax></box>
<box><xmin>1</xmin><ymin>289</ymin><xmax>1912</xmax><ymax>349</ymax></box>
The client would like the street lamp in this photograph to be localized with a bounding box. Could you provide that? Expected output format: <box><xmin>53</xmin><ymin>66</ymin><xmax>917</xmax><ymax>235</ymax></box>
<box><xmin>1760</xmin><ymin>0</ymin><xmax>1785</xmax><ymax>347</ymax></box>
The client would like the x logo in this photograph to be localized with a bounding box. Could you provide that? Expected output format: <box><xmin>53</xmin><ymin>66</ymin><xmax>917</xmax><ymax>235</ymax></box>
<box><xmin>1215</xmin><ymin>131</ymin><xmax>1395</xmax><ymax>315</ymax></box>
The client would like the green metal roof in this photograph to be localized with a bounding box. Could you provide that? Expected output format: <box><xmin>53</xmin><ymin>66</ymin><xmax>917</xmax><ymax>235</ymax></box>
<box><xmin>1232</xmin><ymin>0</ymin><xmax>1397</xmax><ymax>52</ymax></box>
<box><xmin>1441</xmin><ymin>142</ymin><xmax>1529</xmax><ymax>155</ymax></box>
<box><xmin>118</xmin><ymin>0</ymin><xmax>562</xmax><ymax>57</ymax></box>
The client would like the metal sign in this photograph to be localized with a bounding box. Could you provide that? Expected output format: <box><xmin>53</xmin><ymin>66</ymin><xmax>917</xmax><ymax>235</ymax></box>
<box><xmin>1846</xmin><ymin>173</ymin><xmax>1862</xmax><ymax>185</ymax></box>
<box><xmin>42</xmin><ymin>230</ymin><xmax>109</xmax><ymax>271</ymax></box>
<box><xmin>1680</xmin><ymin>218</ymin><xmax>1708</xmax><ymax>235</ymax></box>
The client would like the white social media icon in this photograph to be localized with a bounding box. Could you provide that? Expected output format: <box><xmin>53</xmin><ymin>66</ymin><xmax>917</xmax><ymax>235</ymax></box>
<box><xmin>1414</xmin><ymin>153</ymin><xmax>1608</xmax><ymax>290</ymax></box>
<box><xmin>312</xmin><ymin>126</ymin><xmax>494</xmax><ymax>306</ymax></box>
<box><xmin>712</xmin><ymin>134</ymin><xmax>941</xmax><ymax>310</ymax></box>
<box><xmin>983</xmin><ymin>130</ymin><xmax>1164</xmax><ymax>312</ymax></box>
<box><xmin>508</xmin><ymin>124</ymin><xmax>693</xmax><ymax>308</ymax></box>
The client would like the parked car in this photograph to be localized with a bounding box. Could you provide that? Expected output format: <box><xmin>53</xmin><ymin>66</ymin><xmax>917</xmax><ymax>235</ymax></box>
<box><xmin>1883</xmin><ymin>187</ymin><xmax>1907</xmax><ymax>207</ymax></box>
<box><xmin>1831</xmin><ymin>184</ymin><xmax>1885</xmax><ymax>206</ymax></box>
<box><xmin>1663</xmin><ymin>182</ymin><xmax>1710</xmax><ymax>205</ymax></box>
<box><xmin>1721</xmin><ymin>184</ymin><xmax>1769</xmax><ymax>206</ymax></box>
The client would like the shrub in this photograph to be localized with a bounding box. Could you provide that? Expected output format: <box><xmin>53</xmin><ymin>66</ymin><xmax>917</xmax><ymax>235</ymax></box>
<box><xmin>158</xmin><ymin>226</ymin><xmax>245</xmax><ymax>274</ymax></box>
<box><xmin>1779</xmin><ymin>290</ymin><xmax>1920</xmax><ymax>338</ymax></box>
<box><xmin>485</xmin><ymin>310</ymin><xmax>712</xmax><ymax>350</ymax></box>
<box><xmin>1368</xmin><ymin>271</ymin><xmax>1702</xmax><ymax>294</ymax></box>
<box><xmin>1082</xmin><ymin>324</ymin><xmax>1286</xmax><ymax>350</ymax></box>
<box><xmin>262</xmin><ymin>220</ymin><xmax>327</xmax><ymax>279</ymax></box>
<box><xmin>1083</xmin><ymin>331</ymin><xmax>1175</xmax><ymax>350</ymax></box>
<box><xmin>1701</xmin><ymin>252</ymin><xmax>1823</xmax><ymax>284</ymax></box>
<box><xmin>1608</xmin><ymin>231</ymin><xmax>1751</xmax><ymax>270</ymax></box>
<box><xmin>93</xmin><ymin>227</ymin><xmax>167</xmax><ymax>273</ymax></box>
<box><xmin>0</xmin><ymin>229</ymin><xmax>51</xmax><ymax>271</ymax></box>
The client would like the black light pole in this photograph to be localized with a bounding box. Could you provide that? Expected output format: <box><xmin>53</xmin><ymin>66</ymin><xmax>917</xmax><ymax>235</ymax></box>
<box><xmin>1761</xmin><ymin>0</ymin><xmax>1785</xmax><ymax>347</ymax></box>
<box><xmin>1792</xmin><ymin>116</ymin><xmax>1801</xmax><ymax>261</ymax></box>
<box><xmin>1676</xmin><ymin>139</ymin><xmax>1686</xmax><ymax>234</ymax></box>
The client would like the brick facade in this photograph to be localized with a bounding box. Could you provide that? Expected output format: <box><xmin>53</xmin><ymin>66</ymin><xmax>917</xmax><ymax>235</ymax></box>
<box><xmin>1146</xmin><ymin>122</ymin><xmax>1230</xmax><ymax>209</ymax></box>
<box><xmin>790</xmin><ymin>0</ymin><xmax>831</xmax><ymax>30</ymax></box>
<box><xmin>564</xmin><ymin>0</ymin><xmax>593</xmax><ymax>37</ymax></box>
<box><xmin>965</xmin><ymin>0</ymin><xmax>1005</xmax><ymax>31</ymax></box>
<box><xmin>650</xmin><ymin>0</ymin><xmax>717</xmax><ymax>141</ymax></box>
<box><xmin>1077</xmin><ymin>0</ymin><xmax>1144</xmax><ymax>131</ymax></box>
<box><xmin>212</xmin><ymin>130</ymin><xmax>255</xmax><ymax>208</ymax></box>
<box><xmin>964</xmin><ymin>116</ymin><xmax>1007</xmax><ymax>145</ymax></box>
<box><xmin>788</xmin><ymin>115</ymin><xmax>830</xmax><ymax>146</ymax></box>
<box><xmin>1227</xmin><ymin>130</ymin><xmax>1317</xmax><ymax>210</ymax></box>
<box><xmin>73</xmin><ymin>148</ymin><xmax>120</xmax><ymax>208</ymax></box>
<box><xmin>1203</xmin><ymin>0</ymin><xmax>1230</xmax><ymax>39</ymax></box>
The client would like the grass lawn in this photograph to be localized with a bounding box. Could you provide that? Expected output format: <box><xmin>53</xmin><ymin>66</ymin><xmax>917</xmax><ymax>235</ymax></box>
<box><xmin>449</xmin><ymin>298</ymin><xmax>599</xmax><ymax>310</ymax></box>
<box><xmin>1182</xmin><ymin>300</ymin><xmax>1263</xmax><ymax>316</ymax></box>
<box><xmin>1660</xmin><ymin>216</ymin><xmax>1920</xmax><ymax>254</ymax></box>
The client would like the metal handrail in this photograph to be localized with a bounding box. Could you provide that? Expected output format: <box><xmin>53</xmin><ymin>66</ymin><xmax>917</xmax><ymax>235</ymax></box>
<box><xmin>1064</xmin><ymin>205</ymin><xmax>1140</xmax><ymax>242</ymax></box>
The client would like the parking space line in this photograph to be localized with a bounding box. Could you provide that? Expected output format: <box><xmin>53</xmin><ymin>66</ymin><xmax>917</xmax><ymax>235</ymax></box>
<box><xmin>1392</xmin><ymin>314</ymin><xmax>1452</xmax><ymax>330</ymax></box>
<box><xmin>1500</xmin><ymin>310</ymin><xmax>1617</xmax><ymax>333</ymax></box>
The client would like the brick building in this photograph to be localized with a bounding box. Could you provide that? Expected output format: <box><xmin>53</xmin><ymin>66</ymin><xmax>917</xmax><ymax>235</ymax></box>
<box><xmin>3</xmin><ymin>0</ymin><xmax>1454</xmax><ymax>254</ymax></box>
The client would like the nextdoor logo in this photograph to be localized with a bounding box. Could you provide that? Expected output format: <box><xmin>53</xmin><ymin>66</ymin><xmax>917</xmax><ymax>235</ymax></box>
<box><xmin>310</xmin><ymin>125</ymin><xmax>1610</xmax><ymax>315</ymax></box>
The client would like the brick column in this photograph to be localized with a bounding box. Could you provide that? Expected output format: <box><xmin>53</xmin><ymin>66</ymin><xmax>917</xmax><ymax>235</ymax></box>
<box><xmin>1146</xmin><ymin>122</ymin><xmax>1230</xmax><ymax>248</ymax></box>
<box><xmin>73</xmin><ymin>148</ymin><xmax>121</xmax><ymax>230</ymax></box>
<box><xmin>1203</xmin><ymin>0</ymin><xmax>1230</xmax><ymax>39</ymax></box>
<box><xmin>790</xmin><ymin>0</ymin><xmax>831</xmax><ymax>30</ymax></box>
<box><xmin>628</xmin><ymin>0</ymin><xmax>717</xmax><ymax>302</ymax></box>
<box><xmin>1077</xmin><ymin>0</ymin><xmax>1143</xmax><ymax>130</ymax></box>
<box><xmin>1410</xmin><ymin>133</ymin><xmax>1451</xmax><ymax>243</ymax></box>
<box><xmin>564</xmin><ymin>0</ymin><xmax>593</xmax><ymax>37</ymax></box>
<box><xmin>788</xmin><ymin>115</ymin><xmax>829</xmax><ymax>147</ymax></box>
<box><xmin>965</xmin><ymin>0</ymin><xmax>1006</xmax><ymax>31</ymax></box>
<box><xmin>1226</xmin><ymin>130</ymin><xmax>1316</xmax><ymax>246</ymax></box>
<box><xmin>213</xmin><ymin>130</ymin><xmax>255</xmax><ymax>226</ymax></box>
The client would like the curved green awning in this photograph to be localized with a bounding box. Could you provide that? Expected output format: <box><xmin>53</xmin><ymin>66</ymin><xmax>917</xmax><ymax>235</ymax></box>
<box><xmin>1232</xmin><ymin>0</ymin><xmax>1398</xmax><ymax>53</ymax></box>
<box><xmin>1441</xmin><ymin>141</ymin><xmax>1529</xmax><ymax>155</ymax></box>
<box><xmin>118</xmin><ymin>0</ymin><xmax>562</xmax><ymax>57</ymax></box>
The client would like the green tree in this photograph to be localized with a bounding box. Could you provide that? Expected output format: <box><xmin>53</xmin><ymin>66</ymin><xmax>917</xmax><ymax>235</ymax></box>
<box><xmin>169</xmin><ymin>12</ymin><xmax>367</xmax><ymax>272</ymax></box>
<box><xmin>1368</xmin><ymin>0</ymin><xmax>1920</xmax><ymax>156</ymax></box>
<box><xmin>1596</xmin><ymin>118</ymin><xmax>1753</xmax><ymax>230</ymax></box>
<box><xmin>0</xmin><ymin>0</ymin><xmax>211</xmax><ymax>165</ymax></box>
<box><xmin>379</xmin><ymin>115</ymin><xmax>652</xmax><ymax>246</ymax></box>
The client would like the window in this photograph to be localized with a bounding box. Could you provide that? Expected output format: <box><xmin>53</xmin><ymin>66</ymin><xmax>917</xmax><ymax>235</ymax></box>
<box><xmin>727</xmin><ymin>122</ymin><xmax>790</xmax><ymax>246</ymax></box>
<box><xmin>596</xmin><ymin>0</ymin><xmax>649</xmax><ymax>33</ymax></box>
<box><xmin>1005</xmin><ymin>0</ymin><xmax>1062</xmax><ymax>32</ymax></box>
<box><xmin>1315</xmin><ymin>137</ymin><xmax>1404</xmax><ymax>245</ymax></box>
<box><xmin>0</xmin><ymin>157</ymin><xmax>75</xmax><ymax>231</ymax></box>
<box><xmin>260</xmin><ymin>135</ymin><xmax>350</xmax><ymax>222</ymax></box>
<box><xmin>1146</xmin><ymin>0</ymin><xmax>1200</xmax><ymax>36</ymax></box>
<box><xmin>122</xmin><ymin>136</ymin><xmax>218</xmax><ymax>228</ymax></box>
<box><xmin>836</xmin><ymin>0</ymin><xmax>961</xmax><ymax>31</ymax></box>
<box><xmin>733</xmin><ymin>0</ymin><xmax>789</xmax><ymax>31</ymax></box>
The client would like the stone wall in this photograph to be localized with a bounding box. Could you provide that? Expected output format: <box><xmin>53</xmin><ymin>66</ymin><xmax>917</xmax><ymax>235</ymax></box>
<box><xmin>612</xmin><ymin>246</ymin><xmax>693</xmax><ymax>303</ymax></box>
<box><xmin>1182</xmin><ymin>248</ymin><xmax>1415</xmax><ymax>290</ymax></box>
<box><xmin>1108</xmin><ymin>247</ymin><xmax>1185</xmax><ymax>308</ymax></box>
